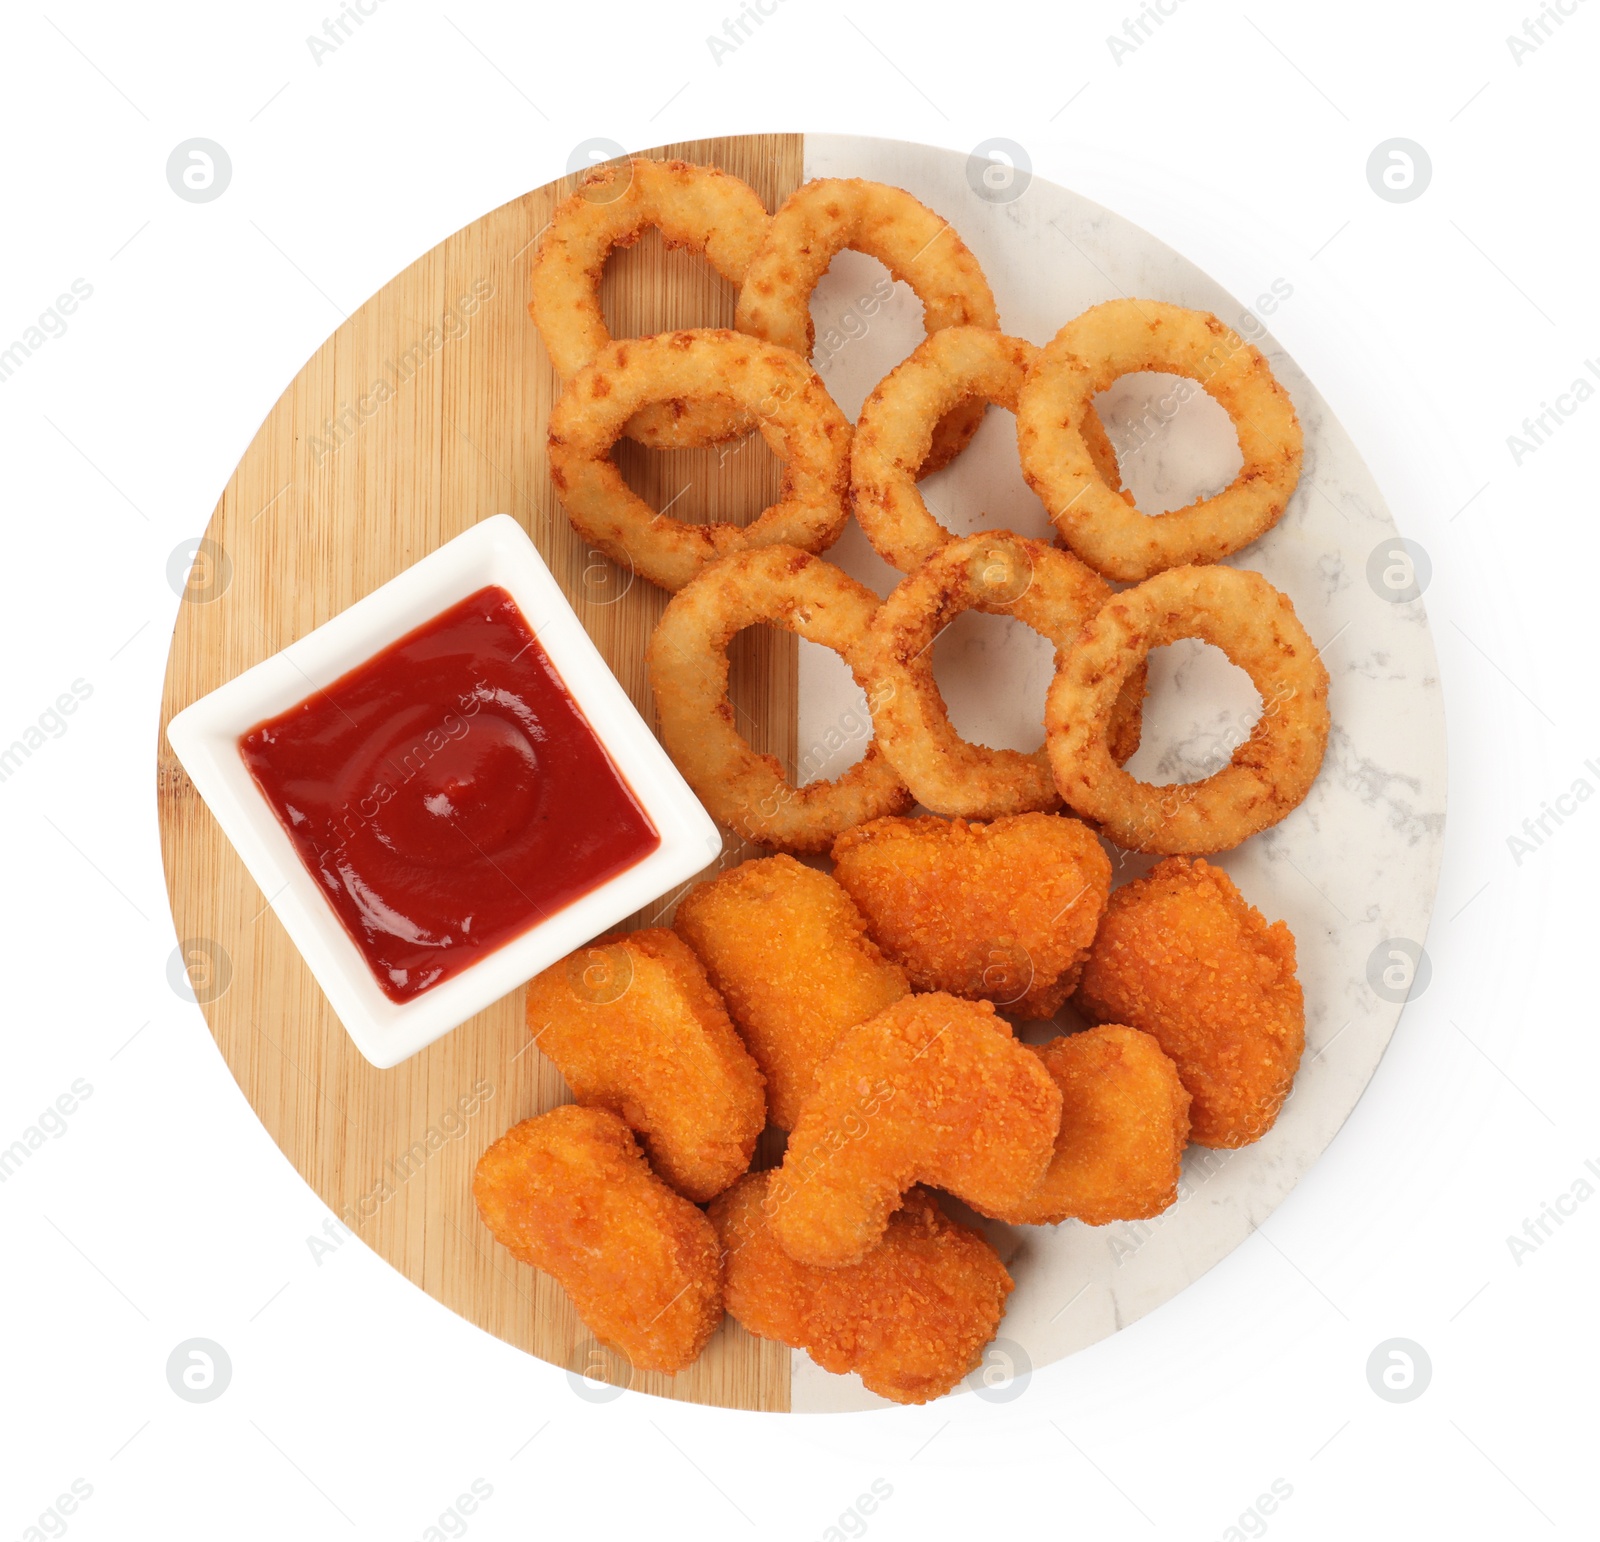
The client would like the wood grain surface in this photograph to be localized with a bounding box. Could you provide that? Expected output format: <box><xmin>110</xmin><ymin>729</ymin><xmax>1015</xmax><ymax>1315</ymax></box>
<box><xmin>156</xmin><ymin>135</ymin><xmax>803</xmax><ymax>1412</ymax></box>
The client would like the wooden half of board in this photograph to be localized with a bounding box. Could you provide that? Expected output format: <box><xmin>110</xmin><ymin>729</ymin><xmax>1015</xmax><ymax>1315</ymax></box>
<box><xmin>156</xmin><ymin>135</ymin><xmax>802</xmax><ymax>1411</ymax></box>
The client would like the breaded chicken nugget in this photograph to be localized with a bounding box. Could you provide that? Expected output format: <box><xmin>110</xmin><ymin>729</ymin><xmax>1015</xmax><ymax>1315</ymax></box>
<box><xmin>472</xmin><ymin>1107</ymin><xmax>722</xmax><ymax>1372</ymax></box>
<box><xmin>1075</xmin><ymin>858</ymin><xmax>1304</xmax><ymax>1148</ymax></box>
<box><xmin>712</xmin><ymin>1174</ymin><xmax>1012</xmax><ymax>1405</ymax></box>
<box><xmin>988</xmin><ymin>1026</ymin><xmax>1190</xmax><ymax>1225</ymax></box>
<box><xmin>674</xmin><ymin>855</ymin><xmax>909</xmax><ymax>1129</ymax></box>
<box><xmin>770</xmin><ymin>993</ymin><xmax>1061</xmax><ymax>1266</ymax></box>
<box><xmin>525</xmin><ymin>929</ymin><xmax>764</xmax><ymax>1202</ymax></box>
<box><xmin>831</xmin><ymin>813</ymin><xmax>1112</xmax><ymax>1018</ymax></box>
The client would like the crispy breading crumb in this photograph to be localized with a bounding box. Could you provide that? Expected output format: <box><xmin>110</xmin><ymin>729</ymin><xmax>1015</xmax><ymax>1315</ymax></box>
<box><xmin>1075</xmin><ymin>858</ymin><xmax>1304</xmax><ymax>1148</ymax></box>
<box><xmin>472</xmin><ymin>1107</ymin><xmax>723</xmax><ymax>1373</ymax></box>
<box><xmin>674</xmin><ymin>855</ymin><xmax>908</xmax><ymax>1129</ymax></box>
<box><xmin>770</xmin><ymin>993</ymin><xmax>1061</xmax><ymax>1266</ymax></box>
<box><xmin>989</xmin><ymin>1025</ymin><xmax>1191</xmax><ymax>1225</ymax></box>
<box><xmin>525</xmin><ymin>928</ymin><xmax>764</xmax><ymax>1202</ymax></box>
<box><xmin>712</xmin><ymin>1174</ymin><xmax>1012</xmax><ymax>1405</ymax></box>
<box><xmin>831</xmin><ymin>812</ymin><xmax>1112</xmax><ymax>1019</ymax></box>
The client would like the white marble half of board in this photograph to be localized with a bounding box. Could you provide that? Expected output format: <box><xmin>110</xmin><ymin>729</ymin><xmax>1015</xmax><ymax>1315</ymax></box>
<box><xmin>787</xmin><ymin>134</ymin><xmax>1447</xmax><ymax>1413</ymax></box>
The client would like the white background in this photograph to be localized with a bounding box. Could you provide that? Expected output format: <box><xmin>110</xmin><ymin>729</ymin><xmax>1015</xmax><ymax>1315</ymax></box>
<box><xmin>1</xmin><ymin>2</ymin><xmax>1594</xmax><ymax>1538</ymax></box>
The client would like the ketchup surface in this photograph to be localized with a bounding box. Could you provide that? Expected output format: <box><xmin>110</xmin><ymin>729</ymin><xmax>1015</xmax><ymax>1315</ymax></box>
<box><xmin>240</xmin><ymin>585</ymin><xmax>659</xmax><ymax>1002</ymax></box>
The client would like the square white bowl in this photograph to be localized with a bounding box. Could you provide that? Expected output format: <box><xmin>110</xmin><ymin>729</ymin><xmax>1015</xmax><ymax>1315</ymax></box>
<box><xmin>166</xmin><ymin>513</ymin><xmax>722</xmax><ymax>1069</ymax></box>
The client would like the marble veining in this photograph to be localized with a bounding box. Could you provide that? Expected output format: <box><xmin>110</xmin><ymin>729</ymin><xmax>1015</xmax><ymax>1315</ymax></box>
<box><xmin>789</xmin><ymin>135</ymin><xmax>1447</xmax><ymax>1413</ymax></box>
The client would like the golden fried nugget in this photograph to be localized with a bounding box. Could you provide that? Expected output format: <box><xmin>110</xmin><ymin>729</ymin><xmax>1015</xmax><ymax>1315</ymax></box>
<box><xmin>712</xmin><ymin>1174</ymin><xmax>1013</xmax><ymax>1405</ymax></box>
<box><xmin>988</xmin><ymin>1026</ymin><xmax>1190</xmax><ymax>1225</ymax></box>
<box><xmin>770</xmin><ymin>994</ymin><xmax>1061</xmax><ymax>1266</ymax></box>
<box><xmin>472</xmin><ymin>1107</ymin><xmax>722</xmax><ymax>1372</ymax></box>
<box><xmin>525</xmin><ymin>929</ymin><xmax>764</xmax><ymax>1202</ymax></box>
<box><xmin>674</xmin><ymin>855</ymin><xmax>909</xmax><ymax>1129</ymax></box>
<box><xmin>1075</xmin><ymin>858</ymin><xmax>1304</xmax><ymax>1148</ymax></box>
<box><xmin>831</xmin><ymin>812</ymin><xmax>1112</xmax><ymax>1019</ymax></box>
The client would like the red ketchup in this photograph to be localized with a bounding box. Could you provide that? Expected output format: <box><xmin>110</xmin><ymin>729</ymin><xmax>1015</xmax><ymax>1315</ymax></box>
<box><xmin>240</xmin><ymin>585</ymin><xmax>659</xmax><ymax>1002</ymax></box>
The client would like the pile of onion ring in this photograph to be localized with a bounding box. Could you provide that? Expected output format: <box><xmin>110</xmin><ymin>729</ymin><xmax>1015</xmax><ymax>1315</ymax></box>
<box><xmin>737</xmin><ymin>178</ymin><xmax>1000</xmax><ymax>474</ymax></box>
<box><xmin>530</xmin><ymin>156</ymin><xmax>772</xmax><ymax>448</ymax></box>
<box><xmin>850</xmin><ymin>326</ymin><xmax>1125</xmax><ymax>574</ymax></box>
<box><xmin>534</xmin><ymin>163</ymin><xmax>1011</xmax><ymax>596</ymax></box>
<box><xmin>528</xmin><ymin>153</ymin><xmax>1327</xmax><ymax>857</ymax></box>
<box><xmin>858</xmin><ymin>532</ymin><xmax>1145</xmax><ymax>822</ymax></box>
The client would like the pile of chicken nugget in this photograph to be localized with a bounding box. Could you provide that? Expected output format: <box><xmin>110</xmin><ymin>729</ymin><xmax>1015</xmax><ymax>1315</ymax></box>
<box><xmin>473</xmin><ymin>151</ymin><xmax>1311</xmax><ymax>1404</ymax></box>
<box><xmin>473</xmin><ymin>813</ymin><xmax>1304</xmax><ymax>1405</ymax></box>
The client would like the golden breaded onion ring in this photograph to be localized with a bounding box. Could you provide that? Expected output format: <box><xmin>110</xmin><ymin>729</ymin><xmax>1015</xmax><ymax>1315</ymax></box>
<box><xmin>646</xmin><ymin>546</ymin><xmax>913</xmax><ymax>851</ymax></box>
<box><xmin>547</xmin><ymin>329</ymin><xmax>852</xmax><ymax>593</ymax></box>
<box><xmin>530</xmin><ymin>156</ymin><xmax>771</xmax><ymax>447</ymax></box>
<box><xmin>737</xmin><ymin>178</ymin><xmax>999</xmax><ymax>474</ymax></box>
<box><xmin>851</xmin><ymin>326</ymin><xmax>1126</xmax><ymax>573</ymax></box>
<box><xmin>857</xmin><ymin>532</ymin><xmax>1146</xmax><ymax>820</ymax></box>
<box><xmin>1017</xmin><ymin>299</ymin><xmax>1304</xmax><ymax>582</ymax></box>
<box><xmin>1046</xmin><ymin>565</ymin><xmax>1330</xmax><ymax>853</ymax></box>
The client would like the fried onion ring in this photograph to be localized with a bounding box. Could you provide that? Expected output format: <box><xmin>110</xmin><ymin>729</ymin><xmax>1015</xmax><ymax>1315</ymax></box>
<box><xmin>1046</xmin><ymin>565</ymin><xmax>1330</xmax><ymax>853</ymax></box>
<box><xmin>547</xmin><ymin>329</ymin><xmax>852</xmax><ymax>593</ymax></box>
<box><xmin>857</xmin><ymin>532</ymin><xmax>1146</xmax><ymax>819</ymax></box>
<box><xmin>646</xmin><ymin>546</ymin><xmax>913</xmax><ymax>851</ymax></box>
<box><xmin>1017</xmin><ymin>300</ymin><xmax>1304</xmax><ymax>582</ymax></box>
<box><xmin>530</xmin><ymin>157</ymin><xmax>771</xmax><ymax>448</ymax></box>
<box><xmin>736</xmin><ymin>178</ymin><xmax>1000</xmax><ymax>474</ymax></box>
<box><xmin>851</xmin><ymin>327</ymin><xmax>1125</xmax><ymax>573</ymax></box>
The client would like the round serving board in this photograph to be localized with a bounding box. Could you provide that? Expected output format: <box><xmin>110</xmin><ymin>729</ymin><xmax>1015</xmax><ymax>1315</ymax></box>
<box><xmin>158</xmin><ymin>134</ymin><xmax>803</xmax><ymax>1412</ymax></box>
<box><xmin>158</xmin><ymin>134</ymin><xmax>1447</xmax><ymax>1415</ymax></box>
